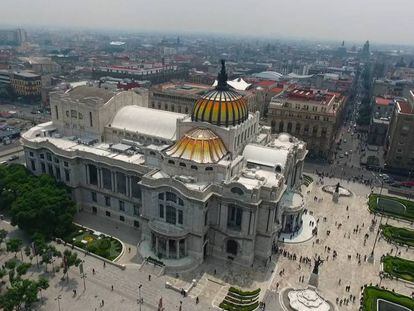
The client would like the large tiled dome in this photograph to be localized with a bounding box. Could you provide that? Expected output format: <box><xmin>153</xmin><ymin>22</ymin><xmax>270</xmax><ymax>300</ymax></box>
<box><xmin>191</xmin><ymin>60</ymin><xmax>248</xmax><ymax>127</ymax></box>
<box><xmin>165</xmin><ymin>128</ymin><xmax>228</xmax><ymax>163</ymax></box>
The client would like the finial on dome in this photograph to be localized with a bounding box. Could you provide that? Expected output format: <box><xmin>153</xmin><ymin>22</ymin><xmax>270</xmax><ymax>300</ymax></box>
<box><xmin>216</xmin><ymin>59</ymin><xmax>228</xmax><ymax>91</ymax></box>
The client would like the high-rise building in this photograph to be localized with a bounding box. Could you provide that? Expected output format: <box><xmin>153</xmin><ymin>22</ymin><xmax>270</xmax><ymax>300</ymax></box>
<box><xmin>384</xmin><ymin>91</ymin><xmax>414</xmax><ymax>172</ymax></box>
<box><xmin>0</xmin><ymin>28</ymin><xmax>26</xmax><ymax>46</ymax></box>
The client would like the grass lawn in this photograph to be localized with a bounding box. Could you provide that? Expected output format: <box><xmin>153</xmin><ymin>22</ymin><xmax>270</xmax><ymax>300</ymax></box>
<box><xmin>381</xmin><ymin>224</ymin><xmax>414</xmax><ymax>248</ymax></box>
<box><xmin>368</xmin><ymin>194</ymin><xmax>414</xmax><ymax>221</ymax></box>
<box><xmin>362</xmin><ymin>286</ymin><xmax>414</xmax><ymax>311</ymax></box>
<box><xmin>219</xmin><ymin>287</ymin><xmax>260</xmax><ymax>311</ymax></box>
<box><xmin>64</xmin><ymin>225</ymin><xmax>122</xmax><ymax>261</ymax></box>
<box><xmin>382</xmin><ymin>256</ymin><xmax>414</xmax><ymax>283</ymax></box>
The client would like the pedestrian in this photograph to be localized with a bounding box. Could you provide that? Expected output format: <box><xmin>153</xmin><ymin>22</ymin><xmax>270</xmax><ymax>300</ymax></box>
<box><xmin>103</xmin><ymin>261</ymin><xmax>106</xmax><ymax>268</ymax></box>
<box><xmin>148</xmin><ymin>274</ymin><xmax>151</xmax><ymax>281</ymax></box>
<box><xmin>196</xmin><ymin>296</ymin><xmax>199</xmax><ymax>304</ymax></box>
<box><xmin>111</xmin><ymin>285</ymin><xmax>113</xmax><ymax>291</ymax></box>
<box><xmin>101</xmin><ymin>299</ymin><xmax>104</xmax><ymax>306</ymax></box>
<box><xmin>93</xmin><ymin>268</ymin><xmax>95</xmax><ymax>275</ymax></box>
<box><xmin>73</xmin><ymin>289</ymin><xmax>76</xmax><ymax>296</ymax></box>
<box><xmin>128</xmin><ymin>247</ymin><xmax>131</xmax><ymax>253</ymax></box>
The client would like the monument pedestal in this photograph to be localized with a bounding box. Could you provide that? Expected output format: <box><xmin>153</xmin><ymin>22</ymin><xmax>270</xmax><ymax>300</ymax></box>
<box><xmin>308</xmin><ymin>273</ymin><xmax>319</xmax><ymax>288</ymax></box>
<box><xmin>332</xmin><ymin>192</ymin><xmax>339</xmax><ymax>203</ymax></box>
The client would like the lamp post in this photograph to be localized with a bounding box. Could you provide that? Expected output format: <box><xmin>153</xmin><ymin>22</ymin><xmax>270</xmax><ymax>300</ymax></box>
<box><xmin>55</xmin><ymin>294</ymin><xmax>62</xmax><ymax>311</ymax></box>
<box><xmin>138</xmin><ymin>284</ymin><xmax>143</xmax><ymax>311</ymax></box>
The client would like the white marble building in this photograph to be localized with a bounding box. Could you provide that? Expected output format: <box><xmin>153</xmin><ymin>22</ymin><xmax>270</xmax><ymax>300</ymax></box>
<box><xmin>21</xmin><ymin>61</ymin><xmax>307</xmax><ymax>269</ymax></box>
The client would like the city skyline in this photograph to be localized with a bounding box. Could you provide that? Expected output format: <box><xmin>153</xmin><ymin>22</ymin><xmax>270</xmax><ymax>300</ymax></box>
<box><xmin>1</xmin><ymin>0</ymin><xmax>413</xmax><ymax>46</ymax></box>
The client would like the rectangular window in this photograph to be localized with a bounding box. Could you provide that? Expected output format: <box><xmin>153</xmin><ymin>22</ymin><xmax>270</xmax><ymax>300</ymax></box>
<box><xmin>40</xmin><ymin>153</ymin><xmax>44</xmax><ymax>159</ymax></box>
<box><xmin>133</xmin><ymin>204</ymin><xmax>139</xmax><ymax>216</ymax></box>
<box><xmin>48</xmin><ymin>164</ymin><xmax>54</xmax><ymax>177</ymax></box>
<box><xmin>116</xmin><ymin>172</ymin><xmax>126</xmax><ymax>194</ymax></box>
<box><xmin>119</xmin><ymin>200</ymin><xmax>125</xmax><ymax>211</ymax></box>
<box><xmin>71</xmin><ymin>110</ymin><xmax>77</xmax><ymax>118</ymax></box>
<box><xmin>55</xmin><ymin>105</ymin><xmax>59</xmax><ymax>120</ymax></box>
<box><xmin>166</xmin><ymin>206</ymin><xmax>176</xmax><ymax>224</ymax></box>
<box><xmin>119</xmin><ymin>215</ymin><xmax>125</xmax><ymax>222</ymax></box>
<box><xmin>54</xmin><ymin>157</ymin><xmax>59</xmax><ymax>163</ymax></box>
<box><xmin>41</xmin><ymin>162</ymin><xmax>46</xmax><ymax>173</ymax></box>
<box><xmin>227</xmin><ymin>204</ymin><xmax>242</xmax><ymax>231</ymax></box>
<box><xmin>91</xmin><ymin>192</ymin><xmax>97</xmax><ymax>202</ymax></box>
<box><xmin>105</xmin><ymin>211</ymin><xmax>111</xmax><ymax>217</ymax></box>
<box><xmin>29</xmin><ymin>151</ymin><xmax>34</xmax><ymax>157</ymax></box>
<box><xmin>64</xmin><ymin>161</ymin><xmax>68</xmax><ymax>167</ymax></box>
<box><xmin>205</xmin><ymin>211</ymin><xmax>208</xmax><ymax>226</ymax></box>
<box><xmin>88</xmin><ymin>164</ymin><xmax>98</xmax><ymax>186</ymax></box>
<box><xmin>46</xmin><ymin>153</ymin><xmax>52</xmax><ymax>161</ymax></box>
<box><xmin>131</xmin><ymin>176</ymin><xmax>142</xmax><ymax>199</ymax></box>
<box><xmin>134</xmin><ymin>220</ymin><xmax>140</xmax><ymax>228</ymax></box>
<box><xmin>89</xmin><ymin>111</ymin><xmax>93</xmax><ymax>127</ymax></box>
<box><xmin>159</xmin><ymin>204</ymin><xmax>164</xmax><ymax>218</ymax></box>
<box><xmin>102</xmin><ymin>168</ymin><xmax>112</xmax><ymax>190</ymax></box>
<box><xmin>30</xmin><ymin>160</ymin><xmax>36</xmax><ymax>171</ymax></box>
<box><xmin>55</xmin><ymin>166</ymin><xmax>61</xmax><ymax>180</ymax></box>
<box><xmin>178</xmin><ymin>210</ymin><xmax>183</xmax><ymax>225</ymax></box>
<box><xmin>64</xmin><ymin>169</ymin><xmax>70</xmax><ymax>182</ymax></box>
<box><xmin>105</xmin><ymin>196</ymin><xmax>111</xmax><ymax>207</ymax></box>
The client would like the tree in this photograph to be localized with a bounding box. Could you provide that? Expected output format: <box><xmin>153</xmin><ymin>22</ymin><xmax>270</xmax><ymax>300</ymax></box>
<box><xmin>62</xmin><ymin>249</ymin><xmax>81</xmax><ymax>281</ymax></box>
<box><xmin>16</xmin><ymin>263</ymin><xmax>31</xmax><ymax>277</ymax></box>
<box><xmin>0</xmin><ymin>278</ymin><xmax>40</xmax><ymax>310</ymax></box>
<box><xmin>6</xmin><ymin>238</ymin><xmax>23</xmax><ymax>260</ymax></box>
<box><xmin>41</xmin><ymin>245</ymin><xmax>61</xmax><ymax>272</ymax></box>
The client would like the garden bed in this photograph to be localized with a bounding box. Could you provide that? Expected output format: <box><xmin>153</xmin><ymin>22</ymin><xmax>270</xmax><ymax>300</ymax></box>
<box><xmin>381</xmin><ymin>225</ymin><xmax>414</xmax><ymax>248</ymax></box>
<box><xmin>63</xmin><ymin>225</ymin><xmax>122</xmax><ymax>261</ymax></box>
<box><xmin>219</xmin><ymin>287</ymin><xmax>261</xmax><ymax>311</ymax></box>
<box><xmin>361</xmin><ymin>286</ymin><xmax>414</xmax><ymax>311</ymax></box>
<box><xmin>382</xmin><ymin>256</ymin><xmax>414</xmax><ymax>283</ymax></box>
<box><xmin>302</xmin><ymin>174</ymin><xmax>313</xmax><ymax>187</ymax></box>
<box><xmin>368</xmin><ymin>194</ymin><xmax>414</xmax><ymax>221</ymax></box>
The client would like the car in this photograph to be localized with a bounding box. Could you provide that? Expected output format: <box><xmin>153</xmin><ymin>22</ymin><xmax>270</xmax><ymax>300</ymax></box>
<box><xmin>8</xmin><ymin>155</ymin><xmax>19</xmax><ymax>161</ymax></box>
<box><xmin>339</xmin><ymin>154</ymin><xmax>344</xmax><ymax>158</ymax></box>
<box><xmin>344</xmin><ymin>152</ymin><xmax>349</xmax><ymax>157</ymax></box>
<box><xmin>343</xmin><ymin>139</ymin><xmax>347</xmax><ymax>143</ymax></box>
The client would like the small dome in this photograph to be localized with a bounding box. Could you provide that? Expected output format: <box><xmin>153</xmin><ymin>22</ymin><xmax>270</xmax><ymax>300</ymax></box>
<box><xmin>165</xmin><ymin>128</ymin><xmax>228</xmax><ymax>163</ymax></box>
<box><xmin>277</xmin><ymin>133</ymin><xmax>292</xmax><ymax>143</ymax></box>
<box><xmin>191</xmin><ymin>60</ymin><xmax>248</xmax><ymax>127</ymax></box>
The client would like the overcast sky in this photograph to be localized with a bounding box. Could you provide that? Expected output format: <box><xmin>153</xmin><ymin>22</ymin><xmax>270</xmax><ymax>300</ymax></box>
<box><xmin>1</xmin><ymin>0</ymin><xmax>413</xmax><ymax>45</ymax></box>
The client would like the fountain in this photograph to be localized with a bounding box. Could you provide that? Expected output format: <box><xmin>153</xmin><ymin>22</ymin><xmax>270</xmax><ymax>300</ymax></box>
<box><xmin>287</xmin><ymin>288</ymin><xmax>331</xmax><ymax>311</ymax></box>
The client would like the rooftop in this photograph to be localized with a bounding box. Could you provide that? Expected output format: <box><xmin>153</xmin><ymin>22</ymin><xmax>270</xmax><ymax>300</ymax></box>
<box><xmin>110</xmin><ymin>105</ymin><xmax>185</xmax><ymax>140</ymax></box>
<box><xmin>64</xmin><ymin>86</ymin><xmax>115</xmax><ymax>103</ymax></box>
<box><xmin>13</xmin><ymin>71</ymin><xmax>40</xmax><ymax>78</ymax></box>
<box><xmin>375</xmin><ymin>97</ymin><xmax>393</xmax><ymax>106</ymax></box>
<box><xmin>153</xmin><ymin>82</ymin><xmax>210</xmax><ymax>96</ymax></box>
<box><xmin>397</xmin><ymin>100</ymin><xmax>414</xmax><ymax>115</ymax></box>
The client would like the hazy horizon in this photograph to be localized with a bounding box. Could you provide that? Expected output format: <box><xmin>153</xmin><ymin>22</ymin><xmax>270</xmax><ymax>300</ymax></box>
<box><xmin>1</xmin><ymin>0</ymin><xmax>413</xmax><ymax>46</ymax></box>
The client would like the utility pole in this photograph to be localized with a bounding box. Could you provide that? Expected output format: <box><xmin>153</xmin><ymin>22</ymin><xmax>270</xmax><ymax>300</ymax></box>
<box><xmin>55</xmin><ymin>294</ymin><xmax>62</xmax><ymax>311</ymax></box>
<box><xmin>138</xmin><ymin>284</ymin><xmax>143</xmax><ymax>311</ymax></box>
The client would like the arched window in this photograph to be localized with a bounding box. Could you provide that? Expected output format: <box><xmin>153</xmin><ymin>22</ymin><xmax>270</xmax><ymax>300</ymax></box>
<box><xmin>287</xmin><ymin>122</ymin><xmax>292</xmax><ymax>133</ymax></box>
<box><xmin>191</xmin><ymin>165</ymin><xmax>198</xmax><ymax>170</ymax></box>
<box><xmin>168</xmin><ymin>160</ymin><xmax>175</xmax><ymax>165</ymax></box>
<box><xmin>271</xmin><ymin>120</ymin><xmax>276</xmax><ymax>133</ymax></box>
<box><xmin>205</xmin><ymin>167</ymin><xmax>213</xmax><ymax>171</ymax></box>
<box><xmin>231</xmin><ymin>187</ymin><xmax>244</xmax><ymax>195</ymax></box>
<box><xmin>275</xmin><ymin>165</ymin><xmax>282</xmax><ymax>173</ymax></box>
<box><xmin>295</xmin><ymin>123</ymin><xmax>301</xmax><ymax>134</ymax></box>
<box><xmin>179</xmin><ymin>162</ymin><xmax>186</xmax><ymax>167</ymax></box>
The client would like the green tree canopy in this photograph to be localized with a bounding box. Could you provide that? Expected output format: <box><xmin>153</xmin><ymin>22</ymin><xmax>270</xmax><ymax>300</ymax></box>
<box><xmin>0</xmin><ymin>164</ymin><xmax>76</xmax><ymax>238</ymax></box>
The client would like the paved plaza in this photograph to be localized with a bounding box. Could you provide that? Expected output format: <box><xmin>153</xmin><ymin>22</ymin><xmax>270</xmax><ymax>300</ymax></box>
<box><xmin>1</xmin><ymin>174</ymin><xmax>414</xmax><ymax>310</ymax></box>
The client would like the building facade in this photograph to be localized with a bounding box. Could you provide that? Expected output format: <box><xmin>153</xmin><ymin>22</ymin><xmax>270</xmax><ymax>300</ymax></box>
<box><xmin>22</xmin><ymin>62</ymin><xmax>308</xmax><ymax>270</ymax></box>
<box><xmin>10</xmin><ymin>71</ymin><xmax>41</xmax><ymax>98</ymax></box>
<box><xmin>267</xmin><ymin>88</ymin><xmax>346</xmax><ymax>158</ymax></box>
<box><xmin>384</xmin><ymin>91</ymin><xmax>414</xmax><ymax>172</ymax></box>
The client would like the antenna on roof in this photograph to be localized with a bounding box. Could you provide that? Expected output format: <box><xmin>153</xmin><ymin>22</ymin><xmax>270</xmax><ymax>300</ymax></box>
<box><xmin>216</xmin><ymin>59</ymin><xmax>228</xmax><ymax>91</ymax></box>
